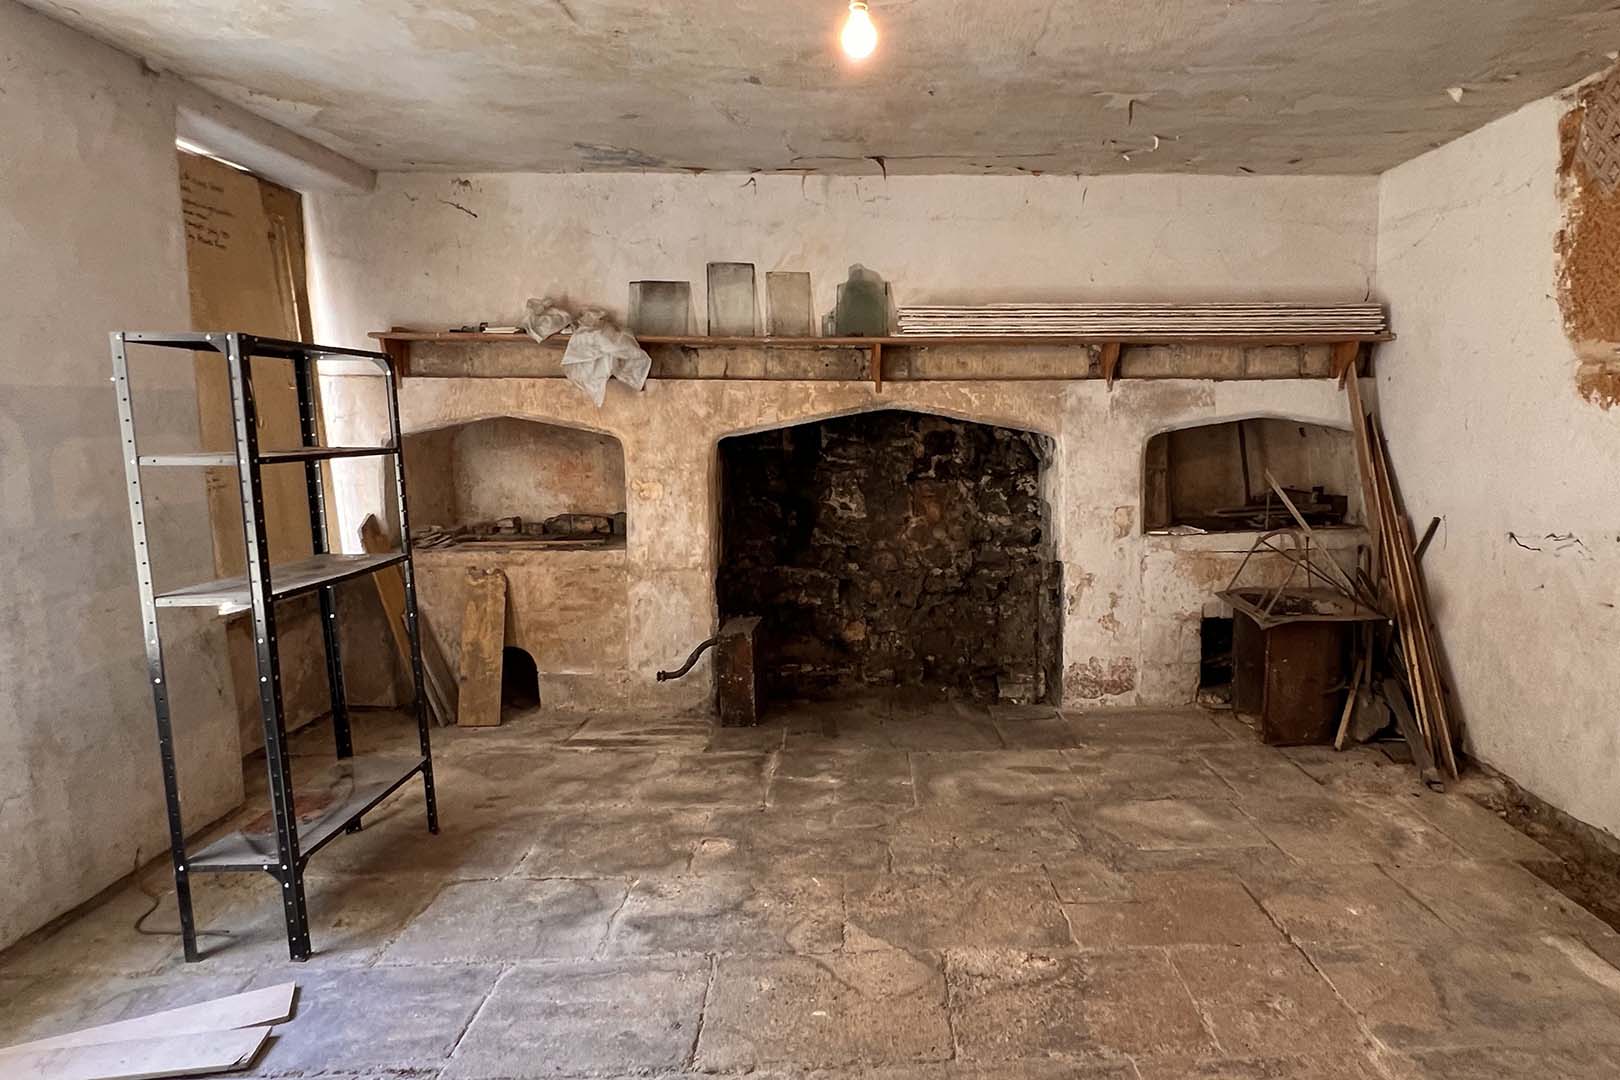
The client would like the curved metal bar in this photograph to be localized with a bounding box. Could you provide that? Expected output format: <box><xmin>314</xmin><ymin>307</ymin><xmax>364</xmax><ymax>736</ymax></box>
<box><xmin>656</xmin><ymin>637</ymin><xmax>718</xmax><ymax>682</ymax></box>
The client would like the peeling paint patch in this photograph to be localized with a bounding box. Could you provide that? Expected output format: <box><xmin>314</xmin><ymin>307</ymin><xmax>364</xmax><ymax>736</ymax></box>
<box><xmin>1555</xmin><ymin>72</ymin><xmax>1620</xmax><ymax>407</ymax></box>
<box><xmin>1067</xmin><ymin>656</ymin><xmax>1137</xmax><ymax>700</ymax></box>
<box><xmin>1097</xmin><ymin>591</ymin><xmax>1123</xmax><ymax>635</ymax></box>
<box><xmin>1067</xmin><ymin>571</ymin><xmax>1096</xmax><ymax>615</ymax></box>
<box><xmin>1112</xmin><ymin>505</ymin><xmax>1134</xmax><ymax>539</ymax></box>
<box><xmin>1576</xmin><ymin>360</ymin><xmax>1620</xmax><ymax>409</ymax></box>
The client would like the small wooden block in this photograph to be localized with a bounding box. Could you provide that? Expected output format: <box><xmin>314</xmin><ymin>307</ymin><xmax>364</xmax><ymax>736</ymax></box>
<box><xmin>1100</xmin><ymin>341</ymin><xmax>1122</xmax><ymax>389</ymax></box>
<box><xmin>457</xmin><ymin>568</ymin><xmax>507</xmax><ymax>727</ymax></box>
<box><xmin>1331</xmin><ymin>341</ymin><xmax>1359</xmax><ymax>387</ymax></box>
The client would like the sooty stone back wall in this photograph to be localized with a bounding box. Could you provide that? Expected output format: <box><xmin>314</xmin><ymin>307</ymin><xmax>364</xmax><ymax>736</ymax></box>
<box><xmin>718</xmin><ymin>411</ymin><xmax>1060</xmax><ymax>703</ymax></box>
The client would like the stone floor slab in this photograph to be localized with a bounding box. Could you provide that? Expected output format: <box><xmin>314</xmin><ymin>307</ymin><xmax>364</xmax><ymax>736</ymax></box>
<box><xmin>1195</xmin><ymin>745</ymin><xmax>1325</xmax><ymax>801</ymax></box>
<box><xmin>1064</xmin><ymin>871</ymin><xmax>1284</xmax><ymax>948</ymax></box>
<box><xmin>1279</xmin><ymin>746</ymin><xmax>1429</xmax><ymax>798</ymax></box>
<box><xmin>1134</xmin><ymin>1052</ymin><xmax>1391</xmax><ymax>1079</ymax></box>
<box><xmin>1065</xmin><ymin>749</ymin><xmax>1236</xmax><ymax>802</ymax></box>
<box><xmin>1080</xmin><ymin>799</ymin><xmax>1270</xmax><ymax>853</ymax></box>
<box><xmin>382</xmin><ymin>877</ymin><xmax>624</xmax><ymax>963</ymax></box>
<box><xmin>770</xmin><ymin>748</ymin><xmax>917</xmax><ymax>812</ymax></box>
<box><xmin>442</xmin><ymin>959</ymin><xmax>707</xmax><ymax>1078</ymax></box>
<box><xmin>1063</xmin><ymin>709</ymin><xmax>1236</xmax><ymax>750</ymax></box>
<box><xmin>888</xmin><ymin>803</ymin><xmax>1086</xmax><ymax>875</ymax></box>
<box><xmin>318</xmin><ymin>804</ymin><xmax>540</xmax><ymax>879</ymax></box>
<box><xmin>946</xmin><ymin>947</ymin><xmax>1214</xmax><ymax>1061</ymax></box>
<box><xmin>0</xmin><ymin>970</ymin><xmax>254</xmax><ymax>1049</ymax></box>
<box><xmin>695</xmin><ymin>807</ymin><xmax>894</xmax><ymax>876</ymax></box>
<box><xmin>946</xmin><ymin>1060</ymin><xmax>1138</xmax><ymax>1079</ymax></box>
<box><xmin>988</xmin><ymin>705</ymin><xmax>1084</xmax><ymax>750</ymax></box>
<box><xmin>913</xmin><ymin>750</ymin><xmax>1088</xmax><ymax>804</ymax></box>
<box><xmin>246</xmin><ymin>964</ymin><xmax>499</xmax><ymax>1074</ymax></box>
<box><xmin>519</xmin><ymin>806</ymin><xmax>713</xmax><ymax>877</ymax></box>
<box><xmin>1169</xmin><ymin>944</ymin><xmax>1366</xmax><ymax>1058</ymax></box>
<box><xmin>1396</xmin><ymin>1042</ymin><xmax>1620</xmax><ymax>1080</ymax></box>
<box><xmin>1239</xmin><ymin>863</ymin><xmax>1452</xmax><ymax>944</ymax></box>
<box><xmin>603</xmin><ymin>872</ymin><xmax>844</xmax><ymax>956</ymax></box>
<box><xmin>698</xmin><ymin>950</ymin><xmax>952</xmax><ymax>1070</ymax></box>
<box><xmin>846</xmin><ymin>873</ymin><xmax>1072</xmax><ymax>951</ymax></box>
<box><xmin>1383</xmin><ymin>859</ymin><xmax>1614</xmax><ymax>940</ymax></box>
<box><xmin>1405</xmin><ymin>792</ymin><xmax>1557</xmax><ymax>863</ymax></box>
<box><xmin>1240</xmin><ymin>796</ymin><xmax>1464</xmax><ymax>865</ymax></box>
<box><xmin>632</xmin><ymin>751</ymin><xmax>774</xmax><ymax>807</ymax></box>
<box><xmin>1042</xmin><ymin>855</ymin><xmax>1135</xmax><ymax>903</ymax></box>
<box><xmin>1303</xmin><ymin>936</ymin><xmax>1620</xmax><ymax>1053</ymax></box>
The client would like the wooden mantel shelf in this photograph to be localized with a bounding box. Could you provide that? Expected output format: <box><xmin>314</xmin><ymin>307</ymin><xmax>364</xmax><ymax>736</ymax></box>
<box><xmin>370</xmin><ymin>329</ymin><xmax>1392</xmax><ymax>390</ymax></box>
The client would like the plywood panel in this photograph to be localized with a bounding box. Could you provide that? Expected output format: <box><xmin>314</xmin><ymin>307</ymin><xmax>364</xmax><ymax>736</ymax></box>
<box><xmin>179</xmin><ymin>152</ymin><xmax>335</xmax><ymax>751</ymax></box>
<box><xmin>456</xmin><ymin>568</ymin><xmax>507</xmax><ymax>727</ymax></box>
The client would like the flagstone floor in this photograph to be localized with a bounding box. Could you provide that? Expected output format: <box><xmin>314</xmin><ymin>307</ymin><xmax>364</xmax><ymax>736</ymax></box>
<box><xmin>3</xmin><ymin>694</ymin><xmax>1619</xmax><ymax>1079</ymax></box>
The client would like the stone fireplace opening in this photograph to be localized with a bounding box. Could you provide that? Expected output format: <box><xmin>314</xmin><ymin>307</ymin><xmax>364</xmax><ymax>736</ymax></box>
<box><xmin>717</xmin><ymin>410</ymin><xmax>1061</xmax><ymax>706</ymax></box>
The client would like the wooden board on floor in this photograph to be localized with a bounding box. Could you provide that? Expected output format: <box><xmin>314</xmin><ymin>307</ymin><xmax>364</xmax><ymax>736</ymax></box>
<box><xmin>360</xmin><ymin>514</ymin><xmax>457</xmax><ymax>725</ymax></box>
<box><xmin>457</xmin><ymin>567</ymin><xmax>508</xmax><ymax>727</ymax></box>
<box><xmin>1</xmin><ymin>1027</ymin><xmax>269</xmax><ymax>1080</ymax></box>
<box><xmin>0</xmin><ymin>983</ymin><xmax>293</xmax><ymax>1058</ymax></box>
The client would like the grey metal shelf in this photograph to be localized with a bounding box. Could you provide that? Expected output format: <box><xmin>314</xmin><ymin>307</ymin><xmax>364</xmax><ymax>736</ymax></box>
<box><xmin>155</xmin><ymin>552</ymin><xmax>407</xmax><ymax>613</ymax></box>
<box><xmin>113</xmin><ymin>330</ymin><xmax>438</xmax><ymax>963</ymax></box>
<box><xmin>188</xmin><ymin>754</ymin><xmax>429</xmax><ymax>871</ymax></box>
<box><xmin>139</xmin><ymin>446</ymin><xmax>398</xmax><ymax>467</ymax></box>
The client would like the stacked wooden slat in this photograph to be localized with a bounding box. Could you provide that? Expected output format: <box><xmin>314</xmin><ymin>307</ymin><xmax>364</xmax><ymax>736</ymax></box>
<box><xmin>896</xmin><ymin>302</ymin><xmax>1388</xmax><ymax>337</ymax></box>
<box><xmin>1344</xmin><ymin>376</ymin><xmax>1458</xmax><ymax>782</ymax></box>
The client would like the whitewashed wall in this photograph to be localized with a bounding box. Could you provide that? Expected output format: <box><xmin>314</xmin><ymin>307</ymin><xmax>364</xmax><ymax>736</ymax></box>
<box><xmin>1376</xmin><ymin>93</ymin><xmax>1620</xmax><ymax>839</ymax></box>
<box><xmin>0</xmin><ymin>0</ymin><xmax>240</xmax><ymax>949</ymax></box>
<box><xmin>303</xmin><ymin>170</ymin><xmax>1378</xmax><ymax>714</ymax></box>
<box><xmin>308</xmin><ymin>171</ymin><xmax>1378</xmax><ymax>342</ymax></box>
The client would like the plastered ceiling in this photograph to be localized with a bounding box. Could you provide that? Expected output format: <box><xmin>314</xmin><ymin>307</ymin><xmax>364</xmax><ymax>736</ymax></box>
<box><xmin>27</xmin><ymin>0</ymin><xmax>1620</xmax><ymax>174</ymax></box>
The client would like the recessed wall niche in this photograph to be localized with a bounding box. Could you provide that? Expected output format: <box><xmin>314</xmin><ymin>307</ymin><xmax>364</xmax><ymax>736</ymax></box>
<box><xmin>1143</xmin><ymin>418</ymin><xmax>1358</xmax><ymax>534</ymax></box>
<box><xmin>403</xmin><ymin>417</ymin><xmax>627</xmax><ymax>540</ymax></box>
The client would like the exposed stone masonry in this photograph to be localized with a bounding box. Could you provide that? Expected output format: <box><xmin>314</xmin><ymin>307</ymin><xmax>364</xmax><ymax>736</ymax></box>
<box><xmin>718</xmin><ymin>410</ymin><xmax>1060</xmax><ymax>703</ymax></box>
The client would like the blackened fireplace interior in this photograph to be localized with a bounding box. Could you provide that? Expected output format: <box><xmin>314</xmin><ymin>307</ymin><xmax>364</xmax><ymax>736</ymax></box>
<box><xmin>717</xmin><ymin>410</ymin><xmax>1061</xmax><ymax>705</ymax></box>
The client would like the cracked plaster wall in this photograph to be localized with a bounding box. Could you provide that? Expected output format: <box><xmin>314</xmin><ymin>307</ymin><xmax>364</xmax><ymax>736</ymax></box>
<box><xmin>1376</xmin><ymin>90</ymin><xmax>1620</xmax><ymax>840</ymax></box>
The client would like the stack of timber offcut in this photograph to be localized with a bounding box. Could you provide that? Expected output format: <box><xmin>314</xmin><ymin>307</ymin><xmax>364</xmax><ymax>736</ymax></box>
<box><xmin>1344</xmin><ymin>375</ymin><xmax>1459</xmax><ymax>785</ymax></box>
<box><xmin>895</xmin><ymin>302</ymin><xmax>1388</xmax><ymax>337</ymax></box>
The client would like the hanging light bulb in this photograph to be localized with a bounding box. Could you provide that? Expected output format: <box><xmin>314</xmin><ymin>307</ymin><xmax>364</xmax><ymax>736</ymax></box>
<box><xmin>841</xmin><ymin>0</ymin><xmax>878</xmax><ymax>60</ymax></box>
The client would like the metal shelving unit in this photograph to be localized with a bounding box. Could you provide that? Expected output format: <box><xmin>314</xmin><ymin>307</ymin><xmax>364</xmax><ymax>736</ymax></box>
<box><xmin>112</xmin><ymin>330</ymin><xmax>438</xmax><ymax>962</ymax></box>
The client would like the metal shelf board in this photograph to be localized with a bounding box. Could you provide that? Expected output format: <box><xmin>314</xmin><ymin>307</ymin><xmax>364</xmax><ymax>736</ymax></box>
<box><xmin>139</xmin><ymin>452</ymin><xmax>236</xmax><ymax>467</ymax></box>
<box><xmin>120</xmin><ymin>331</ymin><xmax>228</xmax><ymax>351</ymax></box>
<box><xmin>138</xmin><ymin>446</ymin><xmax>397</xmax><ymax>467</ymax></box>
<box><xmin>120</xmin><ymin>331</ymin><xmax>394</xmax><ymax>367</ymax></box>
<box><xmin>155</xmin><ymin>552</ymin><xmax>406</xmax><ymax>612</ymax></box>
<box><xmin>187</xmin><ymin>754</ymin><xmax>428</xmax><ymax>872</ymax></box>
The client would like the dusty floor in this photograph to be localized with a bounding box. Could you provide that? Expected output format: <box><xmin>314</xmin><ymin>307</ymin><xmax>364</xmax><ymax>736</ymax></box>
<box><xmin>3</xmin><ymin>695</ymin><xmax>1620</xmax><ymax>1079</ymax></box>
